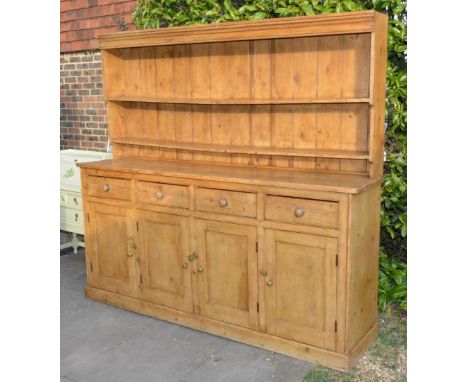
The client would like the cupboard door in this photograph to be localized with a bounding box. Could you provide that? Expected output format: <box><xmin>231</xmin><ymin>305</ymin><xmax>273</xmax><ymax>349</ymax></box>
<box><xmin>137</xmin><ymin>210</ymin><xmax>193</xmax><ymax>313</ymax></box>
<box><xmin>195</xmin><ymin>219</ymin><xmax>258</xmax><ymax>329</ymax></box>
<box><xmin>86</xmin><ymin>203</ymin><xmax>136</xmax><ymax>297</ymax></box>
<box><xmin>265</xmin><ymin>230</ymin><xmax>338</xmax><ymax>350</ymax></box>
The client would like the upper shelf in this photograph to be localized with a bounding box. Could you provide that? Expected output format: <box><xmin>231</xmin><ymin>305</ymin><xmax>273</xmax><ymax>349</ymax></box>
<box><xmin>98</xmin><ymin>11</ymin><xmax>380</xmax><ymax>49</ymax></box>
<box><xmin>105</xmin><ymin>96</ymin><xmax>372</xmax><ymax>105</ymax></box>
<box><xmin>113</xmin><ymin>137</ymin><xmax>370</xmax><ymax>160</ymax></box>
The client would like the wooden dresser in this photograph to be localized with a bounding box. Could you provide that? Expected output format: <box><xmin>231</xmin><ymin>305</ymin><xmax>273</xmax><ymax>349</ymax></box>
<box><xmin>78</xmin><ymin>10</ymin><xmax>387</xmax><ymax>369</ymax></box>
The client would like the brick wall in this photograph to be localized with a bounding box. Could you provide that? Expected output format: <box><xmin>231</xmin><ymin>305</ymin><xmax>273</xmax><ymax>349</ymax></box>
<box><xmin>60</xmin><ymin>51</ymin><xmax>109</xmax><ymax>151</ymax></box>
<box><xmin>61</xmin><ymin>0</ymin><xmax>136</xmax><ymax>52</ymax></box>
<box><xmin>60</xmin><ymin>0</ymin><xmax>137</xmax><ymax>151</ymax></box>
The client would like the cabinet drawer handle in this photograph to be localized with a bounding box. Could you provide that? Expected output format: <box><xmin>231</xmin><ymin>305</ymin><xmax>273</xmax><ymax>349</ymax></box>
<box><xmin>197</xmin><ymin>266</ymin><xmax>204</xmax><ymax>273</ymax></box>
<box><xmin>102</xmin><ymin>184</ymin><xmax>111</xmax><ymax>192</ymax></box>
<box><xmin>73</xmin><ymin>197</ymin><xmax>78</xmax><ymax>205</ymax></box>
<box><xmin>155</xmin><ymin>191</ymin><xmax>166</xmax><ymax>199</ymax></box>
<box><xmin>294</xmin><ymin>207</ymin><xmax>305</xmax><ymax>218</ymax></box>
<box><xmin>218</xmin><ymin>198</ymin><xmax>229</xmax><ymax>208</ymax></box>
<box><xmin>266</xmin><ymin>280</ymin><xmax>273</xmax><ymax>287</ymax></box>
<box><xmin>188</xmin><ymin>252</ymin><xmax>198</xmax><ymax>262</ymax></box>
<box><xmin>75</xmin><ymin>213</ymin><xmax>79</xmax><ymax>222</ymax></box>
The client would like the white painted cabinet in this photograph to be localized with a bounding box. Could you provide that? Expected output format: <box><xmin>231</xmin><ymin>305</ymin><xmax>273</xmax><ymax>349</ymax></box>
<box><xmin>60</xmin><ymin>149</ymin><xmax>112</xmax><ymax>253</ymax></box>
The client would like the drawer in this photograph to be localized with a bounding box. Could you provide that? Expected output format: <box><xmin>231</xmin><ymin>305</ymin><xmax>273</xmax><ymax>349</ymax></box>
<box><xmin>87</xmin><ymin>176</ymin><xmax>131</xmax><ymax>201</ymax></box>
<box><xmin>60</xmin><ymin>207</ymin><xmax>84</xmax><ymax>229</ymax></box>
<box><xmin>196</xmin><ymin>188</ymin><xmax>256</xmax><ymax>218</ymax></box>
<box><xmin>60</xmin><ymin>190</ymin><xmax>83</xmax><ymax>209</ymax></box>
<box><xmin>265</xmin><ymin>195</ymin><xmax>339</xmax><ymax>229</ymax></box>
<box><xmin>136</xmin><ymin>181</ymin><xmax>189</xmax><ymax>209</ymax></box>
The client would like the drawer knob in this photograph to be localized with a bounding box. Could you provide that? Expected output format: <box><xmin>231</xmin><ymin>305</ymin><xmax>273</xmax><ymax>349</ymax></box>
<box><xmin>218</xmin><ymin>198</ymin><xmax>229</xmax><ymax>208</ymax></box>
<box><xmin>75</xmin><ymin>213</ymin><xmax>79</xmax><ymax>222</ymax></box>
<box><xmin>102</xmin><ymin>184</ymin><xmax>111</xmax><ymax>192</ymax></box>
<box><xmin>181</xmin><ymin>262</ymin><xmax>188</xmax><ymax>269</ymax></box>
<box><xmin>155</xmin><ymin>191</ymin><xmax>166</xmax><ymax>199</ymax></box>
<box><xmin>197</xmin><ymin>266</ymin><xmax>204</xmax><ymax>273</ymax></box>
<box><xmin>260</xmin><ymin>269</ymin><xmax>268</xmax><ymax>277</ymax></box>
<box><xmin>294</xmin><ymin>207</ymin><xmax>305</xmax><ymax>218</ymax></box>
<box><xmin>266</xmin><ymin>280</ymin><xmax>273</xmax><ymax>287</ymax></box>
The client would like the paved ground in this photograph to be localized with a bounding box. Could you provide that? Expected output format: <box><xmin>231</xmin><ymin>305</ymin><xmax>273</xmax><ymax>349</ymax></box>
<box><xmin>61</xmin><ymin>251</ymin><xmax>313</xmax><ymax>382</ymax></box>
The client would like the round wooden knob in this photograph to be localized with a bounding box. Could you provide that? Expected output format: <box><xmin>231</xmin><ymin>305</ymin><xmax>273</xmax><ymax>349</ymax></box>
<box><xmin>102</xmin><ymin>184</ymin><xmax>110</xmax><ymax>192</ymax></box>
<box><xmin>294</xmin><ymin>207</ymin><xmax>305</xmax><ymax>218</ymax></box>
<box><xmin>218</xmin><ymin>198</ymin><xmax>229</xmax><ymax>208</ymax></box>
<box><xmin>155</xmin><ymin>191</ymin><xmax>166</xmax><ymax>199</ymax></box>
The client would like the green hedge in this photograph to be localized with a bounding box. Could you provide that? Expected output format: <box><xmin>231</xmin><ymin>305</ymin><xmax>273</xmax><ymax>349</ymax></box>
<box><xmin>132</xmin><ymin>0</ymin><xmax>407</xmax><ymax>312</ymax></box>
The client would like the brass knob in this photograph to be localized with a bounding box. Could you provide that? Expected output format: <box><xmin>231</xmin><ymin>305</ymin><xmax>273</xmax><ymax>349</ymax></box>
<box><xmin>294</xmin><ymin>207</ymin><xmax>305</xmax><ymax>218</ymax></box>
<box><xmin>218</xmin><ymin>198</ymin><xmax>229</xmax><ymax>208</ymax></box>
<box><xmin>266</xmin><ymin>280</ymin><xmax>273</xmax><ymax>287</ymax></box>
<box><xmin>260</xmin><ymin>269</ymin><xmax>268</xmax><ymax>277</ymax></box>
<box><xmin>102</xmin><ymin>184</ymin><xmax>110</xmax><ymax>192</ymax></box>
<box><xmin>197</xmin><ymin>266</ymin><xmax>204</xmax><ymax>273</ymax></box>
<box><xmin>155</xmin><ymin>191</ymin><xmax>166</xmax><ymax>199</ymax></box>
<box><xmin>75</xmin><ymin>213</ymin><xmax>79</xmax><ymax>222</ymax></box>
<box><xmin>182</xmin><ymin>262</ymin><xmax>188</xmax><ymax>269</ymax></box>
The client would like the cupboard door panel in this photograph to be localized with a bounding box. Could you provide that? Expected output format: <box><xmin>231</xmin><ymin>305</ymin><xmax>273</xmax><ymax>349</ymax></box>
<box><xmin>137</xmin><ymin>210</ymin><xmax>193</xmax><ymax>313</ymax></box>
<box><xmin>265</xmin><ymin>230</ymin><xmax>337</xmax><ymax>350</ymax></box>
<box><xmin>86</xmin><ymin>203</ymin><xmax>136</xmax><ymax>297</ymax></box>
<box><xmin>196</xmin><ymin>219</ymin><xmax>258</xmax><ymax>329</ymax></box>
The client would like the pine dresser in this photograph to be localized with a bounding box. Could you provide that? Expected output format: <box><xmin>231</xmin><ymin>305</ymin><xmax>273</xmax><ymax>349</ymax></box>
<box><xmin>78</xmin><ymin>10</ymin><xmax>388</xmax><ymax>369</ymax></box>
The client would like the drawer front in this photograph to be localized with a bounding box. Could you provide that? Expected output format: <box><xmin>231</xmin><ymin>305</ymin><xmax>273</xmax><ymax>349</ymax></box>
<box><xmin>60</xmin><ymin>190</ymin><xmax>83</xmax><ymax>209</ymax></box>
<box><xmin>60</xmin><ymin>207</ymin><xmax>84</xmax><ymax>228</ymax></box>
<box><xmin>196</xmin><ymin>188</ymin><xmax>257</xmax><ymax>218</ymax></box>
<box><xmin>87</xmin><ymin>176</ymin><xmax>131</xmax><ymax>201</ymax></box>
<box><xmin>136</xmin><ymin>181</ymin><xmax>189</xmax><ymax>209</ymax></box>
<box><xmin>265</xmin><ymin>195</ymin><xmax>339</xmax><ymax>228</ymax></box>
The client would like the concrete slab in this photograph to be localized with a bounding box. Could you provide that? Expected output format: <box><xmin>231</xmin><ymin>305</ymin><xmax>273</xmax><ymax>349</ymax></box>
<box><xmin>61</xmin><ymin>251</ymin><xmax>314</xmax><ymax>382</ymax></box>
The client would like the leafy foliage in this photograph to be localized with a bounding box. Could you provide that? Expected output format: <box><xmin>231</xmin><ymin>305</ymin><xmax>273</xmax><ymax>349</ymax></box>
<box><xmin>379</xmin><ymin>248</ymin><xmax>407</xmax><ymax>312</ymax></box>
<box><xmin>132</xmin><ymin>0</ymin><xmax>407</xmax><ymax>311</ymax></box>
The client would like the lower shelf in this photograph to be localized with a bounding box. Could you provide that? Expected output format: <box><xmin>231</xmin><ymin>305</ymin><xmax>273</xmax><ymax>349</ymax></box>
<box><xmin>85</xmin><ymin>286</ymin><xmax>377</xmax><ymax>370</ymax></box>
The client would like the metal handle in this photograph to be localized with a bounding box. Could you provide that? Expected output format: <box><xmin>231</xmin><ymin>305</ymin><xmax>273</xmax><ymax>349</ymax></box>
<box><xmin>218</xmin><ymin>198</ymin><xmax>229</xmax><ymax>208</ymax></box>
<box><xmin>266</xmin><ymin>280</ymin><xmax>273</xmax><ymax>287</ymax></box>
<box><xmin>182</xmin><ymin>262</ymin><xmax>188</xmax><ymax>269</ymax></box>
<box><xmin>102</xmin><ymin>184</ymin><xmax>110</xmax><ymax>192</ymax></box>
<box><xmin>155</xmin><ymin>191</ymin><xmax>166</xmax><ymax>199</ymax></box>
<box><xmin>260</xmin><ymin>269</ymin><xmax>268</xmax><ymax>277</ymax></box>
<box><xmin>294</xmin><ymin>207</ymin><xmax>305</xmax><ymax>218</ymax></box>
<box><xmin>73</xmin><ymin>197</ymin><xmax>78</xmax><ymax>205</ymax></box>
<box><xmin>197</xmin><ymin>266</ymin><xmax>204</xmax><ymax>273</ymax></box>
<box><xmin>75</xmin><ymin>213</ymin><xmax>79</xmax><ymax>222</ymax></box>
<box><xmin>188</xmin><ymin>252</ymin><xmax>199</xmax><ymax>262</ymax></box>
